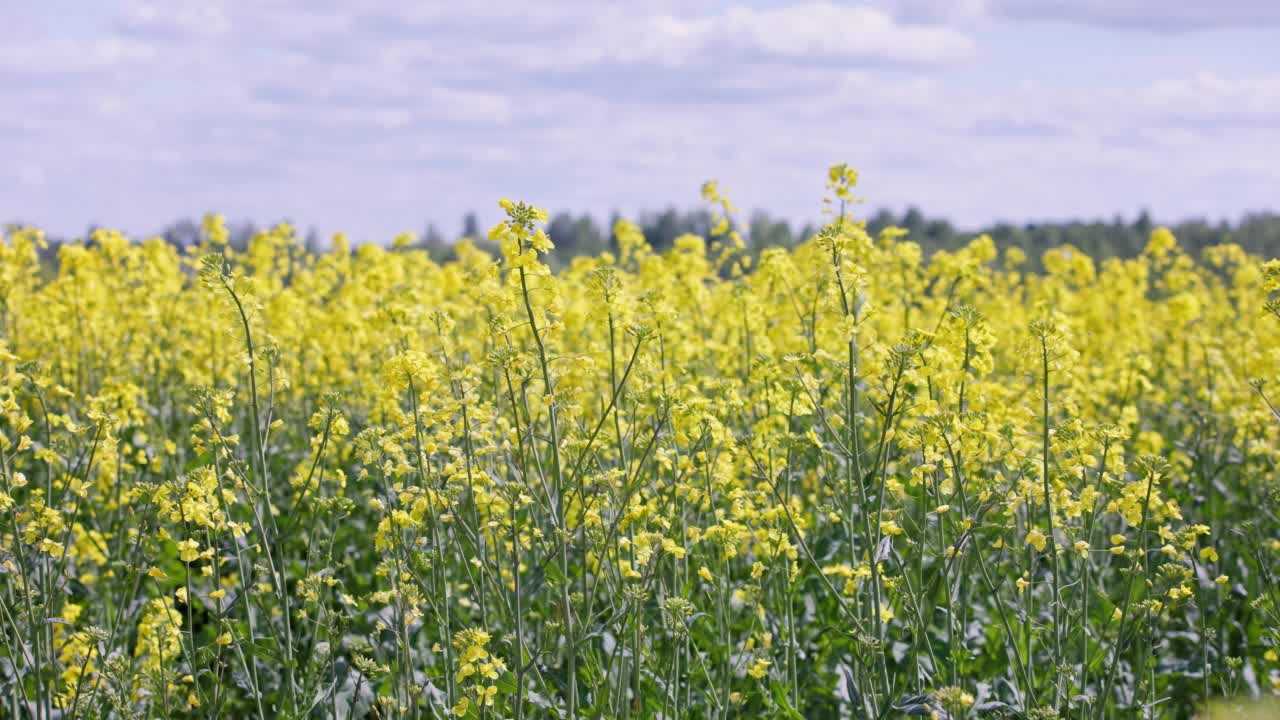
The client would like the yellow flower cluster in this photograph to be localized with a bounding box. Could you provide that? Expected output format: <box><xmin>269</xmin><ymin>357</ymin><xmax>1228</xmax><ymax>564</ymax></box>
<box><xmin>1</xmin><ymin>165</ymin><xmax>1278</xmax><ymax>717</ymax></box>
<box><xmin>451</xmin><ymin>628</ymin><xmax>505</xmax><ymax>716</ymax></box>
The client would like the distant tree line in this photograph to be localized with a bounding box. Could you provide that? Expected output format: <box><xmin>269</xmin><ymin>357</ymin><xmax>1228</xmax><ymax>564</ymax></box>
<box><xmin>420</xmin><ymin>207</ymin><xmax>1280</xmax><ymax>269</ymax></box>
<box><xmin>13</xmin><ymin>207</ymin><xmax>1280</xmax><ymax>271</ymax></box>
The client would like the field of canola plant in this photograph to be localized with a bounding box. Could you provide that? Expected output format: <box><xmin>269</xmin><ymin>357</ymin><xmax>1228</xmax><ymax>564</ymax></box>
<box><xmin>1</xmin><ymin>167</ymin><xmax>1279</xmax><ymax>719</ymax></box>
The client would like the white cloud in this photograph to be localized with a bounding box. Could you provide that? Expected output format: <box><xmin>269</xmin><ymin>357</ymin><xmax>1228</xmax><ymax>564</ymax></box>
<box><xmin>126</xmin><ymin>1</ymin><xmax>974</xmax><ymax>71</ymax></box>
<box><xmin>503</xmin><ymin>2</ymin><xmax>977</xmax><ymax>69</ymax></box>
<box><xmin>993</xmin><ymin>0</ymin><xmax>1280</xmax><ymax>29</ymax></box>
<box><xmin>0</xmin><ymin>1</ymin><xmax>1276</xmax><ymax>239</ymax></box>
<box><xmin>123</xmin><ymin>0</ymin><xmax>232</xmax><ymax>38</ymax></box>
<box><xmin>709</xmin><ymin>3</ymin><xmax>975</xmax><ymax>65</ymax></box>
<box><xmin>885</xmin><ymin>0</ymin><xmax>1280</xmax><ymax>29</ymax></box>
<box><xmin>0</xmin><ymin>36</ymin><xmax>153</xmax><ymax>77</ymax></box>
<box><xmin>1135</xmin><ymin>72</ymin><xmax>1280</xmax><ymax>127</ymax></box>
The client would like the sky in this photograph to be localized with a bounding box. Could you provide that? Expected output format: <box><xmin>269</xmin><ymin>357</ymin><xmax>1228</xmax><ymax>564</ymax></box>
<box><xmin>2</xmin><ymin>0</ymin><xmax>1278</xmax><ymax>243</ymax></box>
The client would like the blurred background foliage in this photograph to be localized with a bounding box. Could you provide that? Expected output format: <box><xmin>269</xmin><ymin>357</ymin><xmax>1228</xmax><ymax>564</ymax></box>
<box><xmin>13</xmin><ymin>208</ymin><xmax>1280</xmax><ymax>273</ymax></box>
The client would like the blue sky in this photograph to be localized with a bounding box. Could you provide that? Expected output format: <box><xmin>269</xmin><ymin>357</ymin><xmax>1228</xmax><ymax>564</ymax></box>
<box><xmin>2</xmin><ymin>1</ymin><xmax>1278</xmax><ymax>242</ymax></box>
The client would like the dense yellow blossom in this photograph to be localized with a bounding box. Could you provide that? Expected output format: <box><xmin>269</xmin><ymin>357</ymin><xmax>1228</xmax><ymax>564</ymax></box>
<box><xmin>1</xmin><ymin>167</ymin><xmax>1278</xmax><ymax>718</ymax></box>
